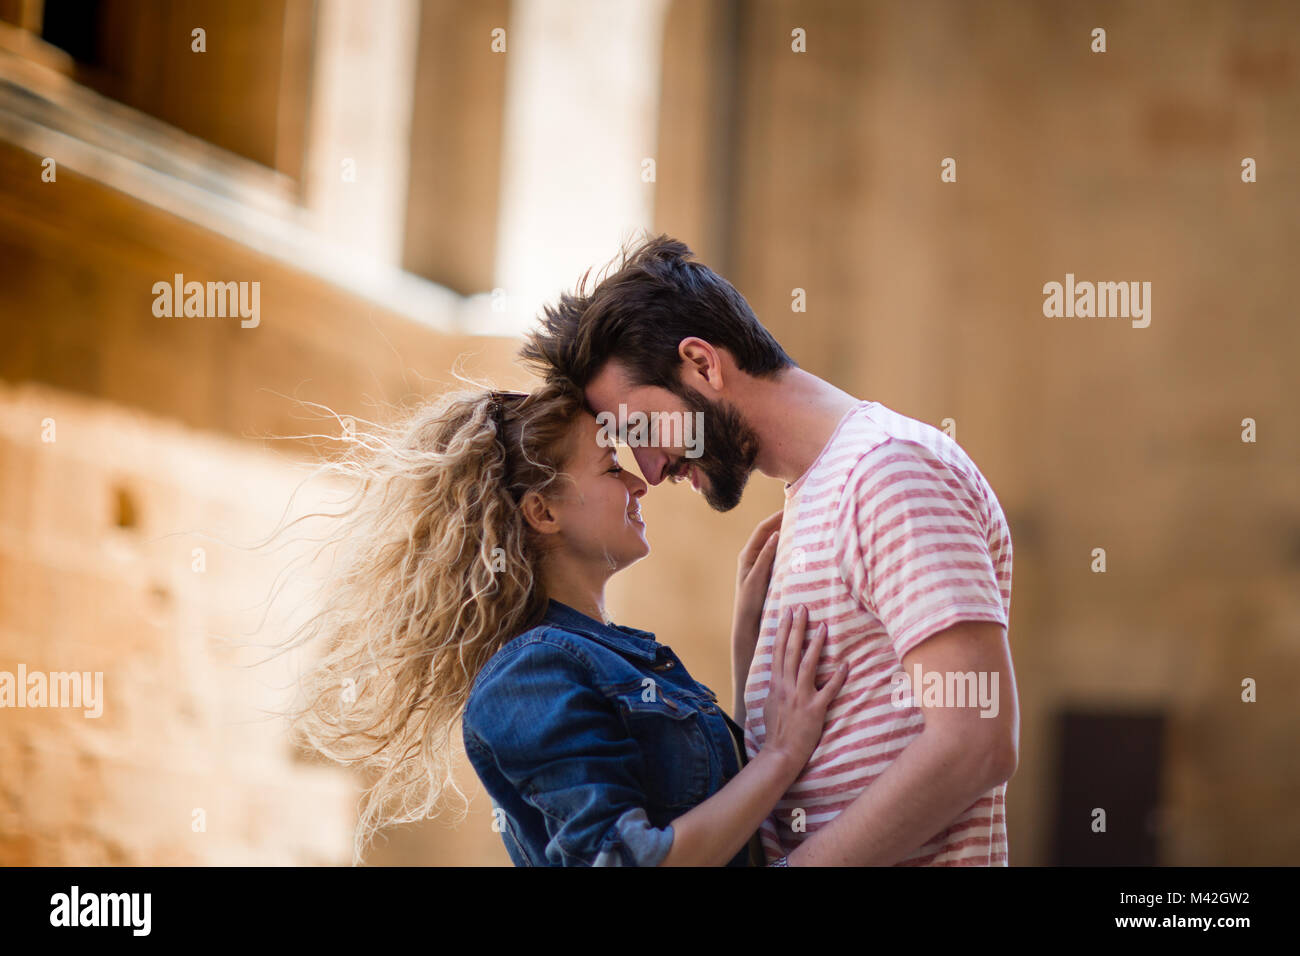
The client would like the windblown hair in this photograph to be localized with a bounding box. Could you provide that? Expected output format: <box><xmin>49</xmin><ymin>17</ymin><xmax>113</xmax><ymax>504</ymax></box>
<box><xmin>519</xmin><ymin>232</ymin><xmax>796</xmax><ymax>393</ymax></box>
<box><xmin>280</xmin><ymin>380</ymin><xmax>585</xmax><ymax>865</ymax></box>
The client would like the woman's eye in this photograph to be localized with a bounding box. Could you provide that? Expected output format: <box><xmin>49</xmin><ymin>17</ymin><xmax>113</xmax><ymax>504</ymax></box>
<box><xmin>608</xmin><ymin>465</ymin><xmax>623</xmax><ymax>474</ymax></box>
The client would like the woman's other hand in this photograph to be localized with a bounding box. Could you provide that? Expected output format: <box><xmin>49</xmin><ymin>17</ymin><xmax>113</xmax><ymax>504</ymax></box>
<box><xmin>731</xmin><ymin>511</ymin><xmax>782</xmax><ymax>724</ymax></box>
<box><xmin>732</xmin><ymin>510</ymin><xmax>782</xmax><ymax>665</ymax></box>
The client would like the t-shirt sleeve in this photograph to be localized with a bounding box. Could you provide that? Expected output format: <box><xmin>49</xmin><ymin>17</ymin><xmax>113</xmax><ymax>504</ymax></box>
<box><xmin>834</xmin><ymin>438</ymin><xmax>1008</xmax><ymax>661</ymax></box>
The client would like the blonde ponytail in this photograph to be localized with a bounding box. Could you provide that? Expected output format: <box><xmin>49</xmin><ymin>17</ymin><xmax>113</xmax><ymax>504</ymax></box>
<box><xmin>280</xmin><ymin>381</ymin><xmax>584</xmax><ymax>864</ymax></box>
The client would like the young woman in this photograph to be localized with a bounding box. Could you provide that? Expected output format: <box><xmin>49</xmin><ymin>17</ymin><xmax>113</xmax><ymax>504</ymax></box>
<box><xmin>286</xmin><ymin>381</ymin><xmax>847</xmax><ymax>866</ymax></box>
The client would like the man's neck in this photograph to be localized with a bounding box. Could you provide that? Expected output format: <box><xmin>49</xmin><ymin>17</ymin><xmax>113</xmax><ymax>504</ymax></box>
<box><xmin>742</xmin><ymin>367</ymin><xmax>863</xmax><ymax>485</ymax></box>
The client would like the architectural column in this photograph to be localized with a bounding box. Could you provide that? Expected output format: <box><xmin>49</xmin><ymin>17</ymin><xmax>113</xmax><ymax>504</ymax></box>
<box><xmin>303</xmin><ymin>0</ymin><xmax>420</xmax><ymax>270</ymax></box>
<box><xmin>487</xmin><ymin>0</ymin><xmax>670</xmax><ymax>334</ymax></box>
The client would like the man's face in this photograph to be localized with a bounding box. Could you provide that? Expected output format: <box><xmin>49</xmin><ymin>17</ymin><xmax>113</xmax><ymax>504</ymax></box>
<box><xmin>584</xmin><ymin>359</ymin><xmax>760</xmax><ymax>512</ymax></box>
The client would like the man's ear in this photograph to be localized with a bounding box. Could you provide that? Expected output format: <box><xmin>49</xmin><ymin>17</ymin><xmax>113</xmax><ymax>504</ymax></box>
<box><xmin>677</xmin><ymin>338</ymin><xmax>724</xmax><ymax>392</ymax></box>
<box><xmin>520</xmin><ymin>490</ymin><xmax>561</xmax><ymax>535</ymax></box>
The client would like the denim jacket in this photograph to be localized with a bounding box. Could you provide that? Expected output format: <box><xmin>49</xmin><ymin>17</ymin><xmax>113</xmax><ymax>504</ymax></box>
<box><xmin>462</xmin><ymin>599</ymin><xmax>763</xmax><ymax>866</ymax></box>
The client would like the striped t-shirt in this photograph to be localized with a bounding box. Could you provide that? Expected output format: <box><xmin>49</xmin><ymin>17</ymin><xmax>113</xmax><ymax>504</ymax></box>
<box><xmin>742</xmin><ymin>400</ymin><xmax>1013</xmax><ymax>865</ymax></box>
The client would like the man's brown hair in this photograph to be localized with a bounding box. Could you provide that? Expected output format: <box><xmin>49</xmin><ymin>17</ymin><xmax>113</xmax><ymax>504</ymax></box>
<box><xmin>519</xmin><ymin>234</ymin><xmax>796</xmax><ymax>393</ymax></box>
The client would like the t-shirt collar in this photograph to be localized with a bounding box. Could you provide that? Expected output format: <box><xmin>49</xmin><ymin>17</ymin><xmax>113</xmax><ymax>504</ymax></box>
<box><xmin>784</xmin><ymin>401</ymin><xmax>871</xmax><ymax>498</ymax></box>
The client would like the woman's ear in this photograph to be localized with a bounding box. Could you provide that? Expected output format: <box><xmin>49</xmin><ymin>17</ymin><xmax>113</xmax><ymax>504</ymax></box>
<box><xmin>520</xmin><ymin>490</ymin><xmax>560</xmax><ymax>535</ymax></box>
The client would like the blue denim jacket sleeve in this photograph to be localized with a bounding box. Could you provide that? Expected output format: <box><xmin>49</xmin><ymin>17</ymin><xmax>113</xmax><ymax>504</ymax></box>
<box><xmin>464</xmin><ymin>636</ymin><xmax>676</xmax><ymax>866</ymax></box>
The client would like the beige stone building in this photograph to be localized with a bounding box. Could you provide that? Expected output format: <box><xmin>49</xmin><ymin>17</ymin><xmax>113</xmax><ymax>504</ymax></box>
<box><xmin>1</xmin><ymin>0</ymin><xmax>1296</xmax><ymax>866</ymax></box>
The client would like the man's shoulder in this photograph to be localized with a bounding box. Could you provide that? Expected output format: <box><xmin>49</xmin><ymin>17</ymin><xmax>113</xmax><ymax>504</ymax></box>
<box><xmin>833</xmin><ymin>403</ymin><xmax>977</xmax><ymax>488</ymax></box>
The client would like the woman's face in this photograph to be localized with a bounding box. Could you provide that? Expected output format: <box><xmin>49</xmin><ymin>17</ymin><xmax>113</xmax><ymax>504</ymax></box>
<box><xmin>546</xmin><ymin>413</ymin><xmax>650</xmax><ymax>571</ymax></box>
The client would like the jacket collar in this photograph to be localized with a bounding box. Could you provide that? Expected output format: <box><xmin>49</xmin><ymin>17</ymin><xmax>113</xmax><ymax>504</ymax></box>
<box><xmin>542</xmin><ymin>599</ymin><xmax>661</xmax><ymax>662</ymax></box>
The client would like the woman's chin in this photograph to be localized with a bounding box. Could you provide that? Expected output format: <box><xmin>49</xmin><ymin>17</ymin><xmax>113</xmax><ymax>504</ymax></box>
<box><xmin>626</xmin><ymin>527</ymin><xmax>651</xmax><ymax>562</ymax></box>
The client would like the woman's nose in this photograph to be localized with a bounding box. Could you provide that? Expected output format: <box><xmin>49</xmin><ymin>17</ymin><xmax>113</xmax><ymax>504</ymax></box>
<box><xmin>625</xmin><ymin>471</ymin><xmax>647</xmax><ymax>497</ymax></box>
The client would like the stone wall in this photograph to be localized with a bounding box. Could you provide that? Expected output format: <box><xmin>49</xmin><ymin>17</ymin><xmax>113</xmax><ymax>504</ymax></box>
<box><xmin>629</xmin><ymin>0</ymin><xmax>1300</xmax><ymax>864</ymax></box>
<box><xmin>0</xmin><ymin>381</ymin><xmax>359</xmax><ymax>864</ymax></box>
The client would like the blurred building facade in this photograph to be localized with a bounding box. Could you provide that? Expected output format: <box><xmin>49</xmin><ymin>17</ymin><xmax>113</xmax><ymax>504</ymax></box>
<box><xmin>1</xmin><ymin>0</ymin><xmax>1296</xmax><ymax>865</ymax></box>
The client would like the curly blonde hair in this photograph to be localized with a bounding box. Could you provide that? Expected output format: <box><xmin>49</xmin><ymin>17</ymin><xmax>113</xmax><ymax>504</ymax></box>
<box><xmin>275</xmin><ymin>380</ymin><xmax>586</xmax><ymax>864</ymax></box>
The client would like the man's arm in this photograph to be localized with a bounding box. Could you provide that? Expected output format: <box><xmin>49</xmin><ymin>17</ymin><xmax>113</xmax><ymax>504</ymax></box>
<box><xmin>786</xmin><ymin>619</ymin><xmax>1018</xmax><ymax>866</ymax></box>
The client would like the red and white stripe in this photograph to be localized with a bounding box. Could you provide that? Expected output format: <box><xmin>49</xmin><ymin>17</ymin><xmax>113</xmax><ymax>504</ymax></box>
<box><xmin>743</xmin><ymin>401</ymin><xmax>1013</xmax><ymax>865</ymax></box>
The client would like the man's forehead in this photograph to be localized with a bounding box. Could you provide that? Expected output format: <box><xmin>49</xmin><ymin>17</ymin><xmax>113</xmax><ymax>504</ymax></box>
<box><xmin>592</xmin><ymin>358</ymin><xmax>635</xmax><ymax>388</ymax></box>
<box><xmin>585</xmin><ymin>360</ymin><xmax>639</xmax><ymax>406</ymax></box>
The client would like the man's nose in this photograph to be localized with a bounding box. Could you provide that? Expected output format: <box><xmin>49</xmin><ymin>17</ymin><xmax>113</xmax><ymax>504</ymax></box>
<box><xmin>631</xmin><ymin>447</ymin><xmax>667</xmax><ymax>485</ymax></box>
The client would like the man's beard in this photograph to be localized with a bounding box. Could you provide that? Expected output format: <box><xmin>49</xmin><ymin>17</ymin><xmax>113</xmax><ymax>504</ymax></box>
<box><xmin>669</xmin><ymin>384</ymin><xmax>760</xmax><ymax>512</ymax></box>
